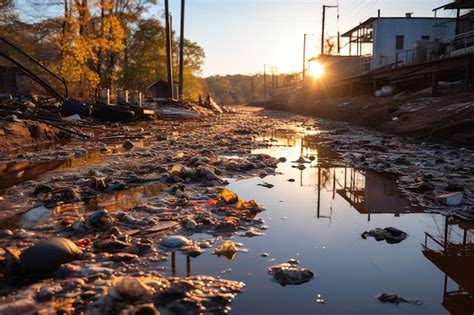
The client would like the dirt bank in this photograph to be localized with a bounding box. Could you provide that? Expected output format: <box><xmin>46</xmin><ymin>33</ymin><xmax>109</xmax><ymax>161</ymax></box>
<box><xmin>267</xmin><ymin>91</ymin><xmax>474</xmax><ymax>148</ymax></box>
<box><xmin>0</xmin><ymin>119</ymin><xmax>69</xmax><ymax>155</ymax></box>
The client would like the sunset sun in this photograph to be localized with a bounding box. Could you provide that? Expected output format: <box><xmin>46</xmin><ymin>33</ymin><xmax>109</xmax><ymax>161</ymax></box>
<box><xmin>309</xmin><ymin>61</ymin><xmax>324</xmax><ymax>78</ymax></box>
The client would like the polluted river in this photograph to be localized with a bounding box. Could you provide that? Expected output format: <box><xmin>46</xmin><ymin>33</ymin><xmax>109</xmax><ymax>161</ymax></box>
<box><xmin>0</xmin><ymin>107</ymin><xmax>472</xmax><ymax>314</ymax></box>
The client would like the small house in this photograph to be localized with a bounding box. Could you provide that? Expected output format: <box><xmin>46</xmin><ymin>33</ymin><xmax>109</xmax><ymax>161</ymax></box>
<box><xmin>146</xmin><ymin>79</ymin><xmax>178</xmax><ymax>100</ymax></box>
<box><xmin>341</xmin><ymin>15</ymin><xmax>456</xmax><ymax>70</ymax></box>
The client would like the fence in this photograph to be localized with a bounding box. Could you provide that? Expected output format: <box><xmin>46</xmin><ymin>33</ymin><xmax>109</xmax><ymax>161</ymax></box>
<box><xmin>347</xmin><ymin>30</ymin><xmax>474</xmax><ymax>78</ymax></box>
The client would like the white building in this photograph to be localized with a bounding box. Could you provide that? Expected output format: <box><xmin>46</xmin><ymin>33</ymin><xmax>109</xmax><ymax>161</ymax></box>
<box><xmin>342</xmin><ymin>15</ymin><xmax>456</xmax><ymax>70</ymax></box>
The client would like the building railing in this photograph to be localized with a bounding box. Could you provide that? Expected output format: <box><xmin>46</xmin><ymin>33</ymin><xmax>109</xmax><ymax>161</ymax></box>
<box><xmin>346</xmin><ymin>30</ymin><xmax>474</xmax><ymax>79</ymax></box>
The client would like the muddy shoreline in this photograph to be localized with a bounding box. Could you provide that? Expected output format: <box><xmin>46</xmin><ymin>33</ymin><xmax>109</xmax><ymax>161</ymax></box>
<box><xmin>265</xmin><ymin>91</ymin><xmax>474</xmax><ymax>148</ymax></box>
<box><xmin>0</xmin><ymin>107</ymin><xmax>472</xmax><ymax>314</ymax></box>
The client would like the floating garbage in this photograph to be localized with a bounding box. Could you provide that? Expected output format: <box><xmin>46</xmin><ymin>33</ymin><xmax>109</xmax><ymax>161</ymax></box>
<box><xmin>268</xmin><ymin>263</ymin><xmax>314</xmax><ymax>286</ymax></box>
<box><xmin>258</xmin><ymin>182</ymin><xmax>274</xmax><ymax>189</ymax></box>
<box><xmin>361</xmin><ymin>227</ymin><xmax>408</xmax><ymax>244</ymax></box>
<box><xmin>214</xmin><ymin>240</ymin><xmax>238</xmax><ymax>260</ymax></box>
<box><xmin>242</xmin><ymin>228</ymin><xmax>265</xmax><ymax>237</ymax></box>
<box><xmin>377</xmin><ymin>293</ymin><xmax>422</xmax><ymax>305</ymax></box>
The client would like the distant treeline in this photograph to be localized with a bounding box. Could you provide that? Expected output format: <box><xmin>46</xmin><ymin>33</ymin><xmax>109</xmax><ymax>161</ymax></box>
<box><xmin>204</xmin><ymin>73</ymin><xmax>299</xmax><ymax>105</ymax></box>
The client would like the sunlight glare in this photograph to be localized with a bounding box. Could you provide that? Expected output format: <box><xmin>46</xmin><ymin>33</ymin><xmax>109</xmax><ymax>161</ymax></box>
<box><xmin>309</xmin><ymin>61</ymin><xmax>324</xmax><ymax>78</ymax></box>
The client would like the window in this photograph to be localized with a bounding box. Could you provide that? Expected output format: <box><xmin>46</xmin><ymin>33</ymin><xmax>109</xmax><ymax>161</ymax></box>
<box><xmin>421</xmin><ymin>35</ymin><xmax>430</xmax><ymax>40</ymax></box>
<box><xmin>395</xmin><ymin>35</ymin><xmax>404</xmax><ymax>50</ymax></box>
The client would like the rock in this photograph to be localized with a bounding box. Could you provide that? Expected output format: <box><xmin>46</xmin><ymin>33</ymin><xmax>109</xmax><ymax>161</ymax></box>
<box><xmin>0</xmin><ymin>229</ymin><xmax>13</xmax><ymax>237</ymax></box>
<box><xmin>361</xmin><ymin>227</ymin><xmax>408</xmax><ymax>244</ymax></box>
<box><xmin>111</xmin><ymin>253</ymin><xmax>139</xmax><ymax>262</ymax></box>
<box><xmin>278</xmin><ymin>157</ymin><xmax>287</xmax><ymax>162</ymax></box>
<box><xmin>111</xmin><ymin>277</ymin><xmax>155</xmax><ymax>299</ymax></box>
<box><xmin>170</xmin><ymin>164</ymin><xmax>192</xmax><ymax>179</ymax></box>
<box><xmin>185</xmin><ymin>219</ymin><xmax>198</xmax><ymax>230</ymax></box>
<box><xmin>435</xmin><ymin>192</ymin><xmax>463</xmax><ymax>206</ymax></box>
<box><xmin>122</xmin><ymin>304</ymin><xmax>161</xmax><ymax>315</ymax></box>
<box><xmin>219</xmin><ymin>189</ymin><xmax>238</xmax><ymax>204</ymax></box>
<box><xmin>195</xmin><ymin>166</ymin><xmax>223</xmax><ymax>182</ymax></box>
<box><xmin>33</xmin><ymin>184</ymin><xmax>53</xmax><ymax>195</ymax></box>
<box><xmin>393</xmin><ymin>156</ymin><xmax>410</xmax><ymax>165</ymax></box>
<box><xmin>182</xmin><ymin>245</ymin><xmax>203</xmax><ymax>257</ymax></box>
<box><xmin>409</xmin><ymin>182</ymin><xmax>434</xmax><ymax>193</ymax></box>
<box><xmin>123</xmin><ymin>140</ymin><xmax>134</xmax><ymax>150</ymax></box>
<box><xmin>20</xmin><ymin>206</ymin><xmax>51</xmax><ymax>228</ymax></box>
<box><xmin>268</xmin><ymin>263</ymin><xmax>314</xmax><ymax>286</ymax></box>
<box><xmin>161</xmin><ymin>236</ymin><xmax>191</xmax><ymax>249</ymax></box>
<box><xmin>16</xmin><ymin>238</ymin><xmax>82</xmax><ymax>275</ymax></box>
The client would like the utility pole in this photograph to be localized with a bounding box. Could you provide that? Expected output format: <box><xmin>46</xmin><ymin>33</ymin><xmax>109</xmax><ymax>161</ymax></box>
<box><xmin>263</xmin><ymin>65</ymin><xmax>267</xmax><ymax>101</ymax></box>
<box><xmin>321</xmin><ymin>5</ymin><xmax>338</xmax><ymax>56</ymax></box>
<box><xmin>178</xmin><ymin>0</ymin><xmax>185</xmax><ymax>100</ymax></box>
<box><xmin>302</xmin><ymin>33</ymin><xmax>314</xmax><ymax>85</ymax></box>
<box><xmin>164</xmin><ymin>0</ymin><xmax>174</xmax><ymax>100</ymax></box>
<box><xmin>271</xmin><ymin>67</ymin><xmax>275</xmax><ymax>98</ymax></box>
<box><xmin>302</xmin><ymin>34</ymin><xmax>307</xmax><ymax>84</ymax></box>
<box><xmin>250</xmin><ymin>76</ymin><xmax>255</xmax><ymax>101</ymax></box>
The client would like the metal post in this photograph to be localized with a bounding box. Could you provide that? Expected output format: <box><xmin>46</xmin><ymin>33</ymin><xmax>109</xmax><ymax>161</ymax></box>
<box><xmin>349</xmin><ymin>35</ymin><xmax>352</xmax><ymax>55</ymax></box>
<box><xmin>271</xmin><ymin>68</ymin><xmax>275</xmax><ymax>98</ymax></box>
<box><xmin>178</xmin><ymin>0</ymin><xmax>185</xmax><ymax>100</ymax></box>
<box><xmin>337</xmin><ymin>31</ymin><xmax>340</xmax><ymax>54</ymax></box>
<box><xmin>321</xmin><ymin>5</ymin><xmax>326</xmax><ymax>55</ymax></box>
<box><xmin>164</xmin><ymin>0</ymin><xmax>174</xmax><ymax>100</ymax></box>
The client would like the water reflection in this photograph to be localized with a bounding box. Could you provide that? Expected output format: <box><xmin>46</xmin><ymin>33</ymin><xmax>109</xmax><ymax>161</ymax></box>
<box><xmin>423</xmin><ymin>217</ymin><xmax>474</xmax><ymax>314</ymax></box>
<box><xmin>54</xmin><ymin>183</ymin><xmax>167</xmax><ymax>214</ymax></box>
<box><xmin>0</xmin><ymin>184</ymin><xmax>167</xmax><ymax>229</ymax></box>
<box><xmin>170</xmin><ymin>252</ymin><xmax>192</xmax><ymax>277</ymax></box>
<box><xmin>0</xmin><ymin>151</ymin><xmax>103</xmax><ymax>191</ymax></box>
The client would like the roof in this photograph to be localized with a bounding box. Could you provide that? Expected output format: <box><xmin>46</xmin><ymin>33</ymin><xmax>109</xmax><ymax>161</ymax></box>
<box><xmin>146</xmin><ymin>79</ymin><xmax>179</xmax><ymax>90</ymax></box>
<box><xmin>433</xmin><ymin>0</ymin><xmax>474</xmax><ymax>11</ymax></box>
<box><xmin>341</xmin><ymin>16</ymin><xmax>456</xmax><ymax>37</ymax></box>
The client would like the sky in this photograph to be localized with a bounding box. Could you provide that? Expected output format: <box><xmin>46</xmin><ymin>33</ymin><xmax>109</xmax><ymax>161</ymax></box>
<box><xmin>16</xmin><ymin>0</ymin><xmax>458</xmax><ymax>77</ymax></box>
<box><xmin>160</xmin><ymin>0</ymin><xmax>456</xmax><ymax>76</ymax></box>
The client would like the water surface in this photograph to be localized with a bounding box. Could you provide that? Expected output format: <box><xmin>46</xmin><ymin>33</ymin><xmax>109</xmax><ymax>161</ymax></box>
<box><xmin>172</xmin><ymin>126</ymin><xmax>473</xmax><ymax>315</ymax></box>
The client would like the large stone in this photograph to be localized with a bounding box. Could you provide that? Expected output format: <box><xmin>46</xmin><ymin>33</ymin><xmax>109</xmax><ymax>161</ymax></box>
<box><xmin>17</xmin><ymin>238</ymin><xmax>82</xmax><ymax>275</ymax></box>
<box><xmin>161</xmin><ymin>235</ymin><xmax>191</xmax><ymax>249</ymax></box>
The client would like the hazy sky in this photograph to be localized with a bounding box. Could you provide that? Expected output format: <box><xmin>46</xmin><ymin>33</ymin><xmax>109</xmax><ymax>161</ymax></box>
<box><xmin>161</xmin><ymin>0</ymin><xmax>456</xmax><ymax>76</ymax></box>
<box><xmin>17</xmin><ymin>0</ymin><xmax>457</xmax><ymax>77</ymax></box>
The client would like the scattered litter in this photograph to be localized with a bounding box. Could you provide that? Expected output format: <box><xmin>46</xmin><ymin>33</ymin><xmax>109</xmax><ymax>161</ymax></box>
<box><xmin>268</xmin><ymin>263</ymin><xmax>314</xmax><ymax>286</ymax></box>
<box><xmin>361</xmin><ymin>227</ymin><xmax>408</xmax><ymax>244</ymax></box>
<box><xmin>377</xmin><ymin>293</ymin><xmax>422</xmax><ymax>305</ymax></box>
